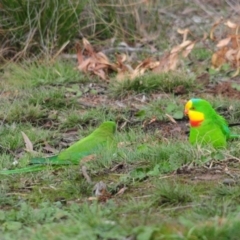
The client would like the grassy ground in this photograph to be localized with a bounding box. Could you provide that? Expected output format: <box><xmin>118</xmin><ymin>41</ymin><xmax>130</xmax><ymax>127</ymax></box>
<box><xmin>1</xmin><ymin>58</ymin><xmax>240</xmax><ymax>240</ymax></box>
<box><xmin>1</xmin><ymin>1</ymin><xmax>240</xmax><ymax>239</ymax></box>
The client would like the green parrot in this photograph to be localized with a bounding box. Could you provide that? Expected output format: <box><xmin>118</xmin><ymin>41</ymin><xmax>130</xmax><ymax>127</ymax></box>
<box><xmin>184</xmin><ymin>98</ymin><xmax>239</xmax><ymax>148</ymax></box>
<box><xmin>0</xmin><ymin>121</ymin><xmax>116</xmax><ymax>174</ymax></box>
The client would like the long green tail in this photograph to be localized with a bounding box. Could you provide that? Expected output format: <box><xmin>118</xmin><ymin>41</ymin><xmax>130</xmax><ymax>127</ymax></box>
<box><xmin>29</xmin><ymin>155</ymin><xmax>74</xmax><ymax>165</ymax></box>
<box><xmin>0</xmin><ymin>165</ymin><xmax>47</xmax><ymax>175</ymax></box>
<box><xmin>0</xmin><ymin>157</ymin><xmax>78</xmax><ymax>175</ymax></box>
<box><xmin>0</xmin><ymin>155</ymin><xmax>77</xmax><ymax>175</ymax></box>
<box><xmin>229</xmin><ymin>134</ymin><xmax>240</xmax><ymax>139</ymax></box>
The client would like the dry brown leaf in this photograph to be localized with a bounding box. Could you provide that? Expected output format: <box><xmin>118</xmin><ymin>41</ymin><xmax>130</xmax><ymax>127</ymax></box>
<box><xmin>88</xmin><ymin>197</ymin><xmax>98</xmax><ymax>201</ymax></box>
<box><xmin>202</xmin><ymin>32</ymin><xmax>208</xmax><ymax>41</ymax></box>
<box><xmin>236</xmin><ymin>49</ymin><xmax>240</xmax><ymax>62</ymax></box>
<box><xmin>231</xmin><ymin>35</ymin><xmax>239</xmax><ymax>49</ymax></box>
<box><xmin>77</xmin><ymin>38</ymin><xmax>115</xmax><ymax>80</ymax></box>
<box><xmin>177</xmin><ymin>28</ymin><xmax>189</xmax><ymax>35</ymax></box>
<box><xmin>211</xmin><ymin>46</ymin><xmax>228</xmax><ymax>68</ymax></box>
<box><xmin>21</xmin><ymin>131</ymin><xmax>33</xmax><ymax>153</ymax></box>
<box><xmin>77</xmin><ymin>31</ymin><xmax>197</xmax><ymax>81</ymax></box>
<box><xmin>170</xmin><ymin>40</ymin><xmax>192</xmax><ymax>56</ymax></box>
<box><xmin>95</xmin><ymin>52</ymin><xmax>112</xmax><ymax>67</ymax></box>
<box><xmin>115</xmin><ymin>71</ymin><xmax>130</xmax><ymax>81</ymax></box>
<box><xmin>168</xmin><ymin>52</ymin><xmax>179</xmax><ymax>70</ymax></box>
<box><xmin>78</xmin><ymin>58</ymin><xmax>92</xmax><ymax>72</ymax></box>
<box><xmin>135</xmin><ymin>58</ymin><xmax>150</xmax><ymax>70</ymax></box>
<box><xmin>182</xmin><ymin>41</ymin><xmax>196</xmax><ymax>58</ymax></box>
<box><xmin>210</xmin><ymin>18</ymin><xmax>223</xmax><ymax>40</ymax></box>
<box><xmin>116</xmin><ymin>54</ymin><xmax>146</xmax><ymax>81</ymax></box>
<box><xmin>43</xmin><ymin>143</ymin><xmax>57</xmax><ymax>154</ymax></box>
<box><xmin>232</xmin><ymin>67</ymin><xmax>240</xmax><ymax>77</ymax></box>
<box><xmin>137</xmin><ymin>58</ymin><xmax>159</xmax><ymax>72</ymax></box>
<box><xmin>211</xmin><ymin>53</ymin><xmax>219</xmax><ymax>68</ymax></box>
<box><xmin>116</xmin><ymin>54</ymin><xmax>130</xmax><ymax>70</ymax></box>
<box><xmin>115</xmin><ymin>187</ymin><xmax>128</xmax><ymax>196</ymax></box>
<box><xmin>93</xmin><ymin>68</ymin><xmax>107</xmax><ymax>80</ymax></box>
<box><xmin>216</xmin><ymin>37</ymin><xmax>231</xmax><ymax>48</ymax></box>
<box><xmin>118</xmin><ymin>53</ymin><xmax>128</xmax><ymax>63</ymax></box>
<box><xmin>82</xmin><ymin>38</ymin><xmax>94</xmax><ymax>55</ymax></box>
<box><xmin>93</xmin><ymin>63</ymin><xmax>110</xmax><ymax>71</ymax></box>
<box><xmin>181</xmin><ymin>7</ymin><xmax>196</xmax><ymax>15</ymax></box>
<box><xmin>130</xmin><ymin>69</ymin><xmax>140</xmax><ymax>80</ymax></box>
<box><xmin>115</xmin><ymin>65</ymin><xmax>134</xmax><ymax>81</ymax></box>
<box><xmin>126</xmin><ymin>58</ymin><xmax>154</xmax><ymax>79</ymax></box>
<box><xmin>113</xmin><ymin>54</ymin><xmax>135</xmax><ymax>81</ymax></box>
<box><xmin>179</xmin><ymin>40</ymin><xmax>193</xmax><ymax>49</ymax></box>
<box><xmin>225</xmin><ymin>20</ymin><xmax>238</xmax><ymax>29</ymax></box>
<box><xmin>148</xmin><ymin>60</ymin><xmax>160</xmax><ymax>69</ymax></box>
<box><xmin>177</xmin><ymin>28</ymin><xmax>190</xmax><ymax>43</ymax></box>
<box><xmin>131</xmin><ymin>68</ymin><xmax>146</xmax><ymax>79</ymax></box>
<box><xmin>152</xmin><ymin>52</ymin><xmax>179</xmax><ymax>73</ymax></box>
<box><xmin>96</xmin><ymin>51</ymin><xmax>109</xmax><ymax>61</ymax></box>
<box><xmin>81</xmin><ymin>154</ymin><xmax>97</xmax><ymax>164</ymax></box>
<box><xmin>210</xmin><ymin>19</ymin><xmax>240</xmax><ymax>72</ymax></box>
<box><xmin>225</xmin><ymin>49</ymin><xmax>237</xmax><ymax>62</ymax></box>
<box><xmin>170</xmin><ymin>45</ymin><xmax>181</xmax><ymax>55</ymax></box>
<box><xmin>117</xmin><ymin>141</ymin><xmax>131</xmax><ymax>148</ymax></box>
<box><xmin>149</xmin><ymin>117</ymin><xmax>157</xmax><ymax>124</ymax></box>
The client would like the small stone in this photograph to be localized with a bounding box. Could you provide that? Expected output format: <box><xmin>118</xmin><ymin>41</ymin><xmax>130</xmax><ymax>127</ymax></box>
<box><xmin>222</xmin><ymin>178</ymin><xmax>236</xmax><ymax>185</ymax></box>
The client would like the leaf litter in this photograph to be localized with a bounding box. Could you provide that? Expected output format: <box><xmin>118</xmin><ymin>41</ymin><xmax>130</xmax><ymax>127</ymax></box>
<box><xmin>76</xmin><ymin>29</ymin><xmax>197</xmax><ymax>81</ymax></box>
<box><xmin>211</xmin><ymin>20</ymin><xmax>240</xmax><ymax>76</ymax></box>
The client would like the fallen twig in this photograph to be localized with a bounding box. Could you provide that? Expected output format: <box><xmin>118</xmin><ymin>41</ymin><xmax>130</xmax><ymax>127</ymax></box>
<box><xmin>224</xmin><ymin>153</ymin><xmax>240</xmax><ymax>162</ymax></box>
<box><xmin>81</xmin><ymin>165</ymin><xmax>92</xmax><ymax>184</ymax></box>
<box><xmin>162</xmin><ymin>203</ymin><xmax>202</xmax><ymax>211</ymax></box>
<box><xmin>165</xmin><ymin>113</ymin><xmax>177</xmax><ymax>124</ymax></box>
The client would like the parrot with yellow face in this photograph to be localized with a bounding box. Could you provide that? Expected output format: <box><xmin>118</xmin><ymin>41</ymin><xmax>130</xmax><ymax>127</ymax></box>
<box><xmin>184</xmin><ymin>98</ymin><xmax>239</xmax><ymax>148</ymax></box>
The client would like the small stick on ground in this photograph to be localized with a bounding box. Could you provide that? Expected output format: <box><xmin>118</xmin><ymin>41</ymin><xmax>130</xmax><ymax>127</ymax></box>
<box><xmin>81</xmin><ymin>165</ymin><xmax>92</xmax><ymax>184</ymax></box>
<box><xmin>224</xmin><ymin>153</ymin><xmax>240</xmax><ymax>162</ymax></box>
<box><xmin>165</xmin><ymin>113</ymin><xmax>177</xmax><ymax>124</ymax></box>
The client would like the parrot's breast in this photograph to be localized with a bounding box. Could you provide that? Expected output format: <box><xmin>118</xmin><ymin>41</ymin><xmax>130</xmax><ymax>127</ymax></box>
<box><xmin>190</xmin><ymin>119</ymin><xmax>203</xmax><ymax>127</ymax></box>
<box><xmin>188</xmin><ymin>110</ymin><xmax>204</xmax><ymax>127</ymax></box>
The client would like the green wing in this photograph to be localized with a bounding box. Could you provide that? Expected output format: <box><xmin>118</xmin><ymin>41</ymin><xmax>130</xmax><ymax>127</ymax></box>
<box><xmin>190</xmin><ymin>116</ymin><xmax>240</xmax><ymax>148</ymax></box>
<box><xmin>0</xmin><ymin>121</ymin><xmax>116</xmax><ymax>174</ymax></box>
<box><xmin>189</xmin><ymin>119</ymin><xmax>227</xmax><ymax>148</ymax></box>
<box><xmin>32</xmin><ymin>121</ymin><xmax>116</xmax><ymax>164</ymax></box>
<box><xmin>57</xmin><ymin>121</ymin><xmax>116</xmax><ymax>163</ymax></box>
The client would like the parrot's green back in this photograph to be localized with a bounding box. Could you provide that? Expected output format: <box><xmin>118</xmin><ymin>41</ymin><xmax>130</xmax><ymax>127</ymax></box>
<box><xmin>189</xmin><ymin>118</ymin><xmax>227</xmax><ymax>148</ymax></box>
<box><xmin>0</xmin><ymin>121</ymin><xmax>116</xmax><ymax>174</ymax></box>
<box><xmin>32</xmin><ymin>121</ymin><xmax>116</xmax><ymax>165</ymax></box>
<box><xmin>31</xmin><ymin>121</ymin><xmax>116</xmax><ymax>165</ymax></box>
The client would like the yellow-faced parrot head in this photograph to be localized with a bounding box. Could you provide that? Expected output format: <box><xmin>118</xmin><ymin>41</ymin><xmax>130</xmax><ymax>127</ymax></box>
<box><xmin>184</xmin><ymin>99</ymin><xmax>205</xmax><ymax>127</ymax></box>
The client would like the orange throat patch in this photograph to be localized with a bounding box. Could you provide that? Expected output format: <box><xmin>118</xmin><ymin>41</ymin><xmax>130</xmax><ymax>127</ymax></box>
<box><xmin>190</xmin><ymin>119</ymin><xmax>203</xmax><ymax>127</ymax></box>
